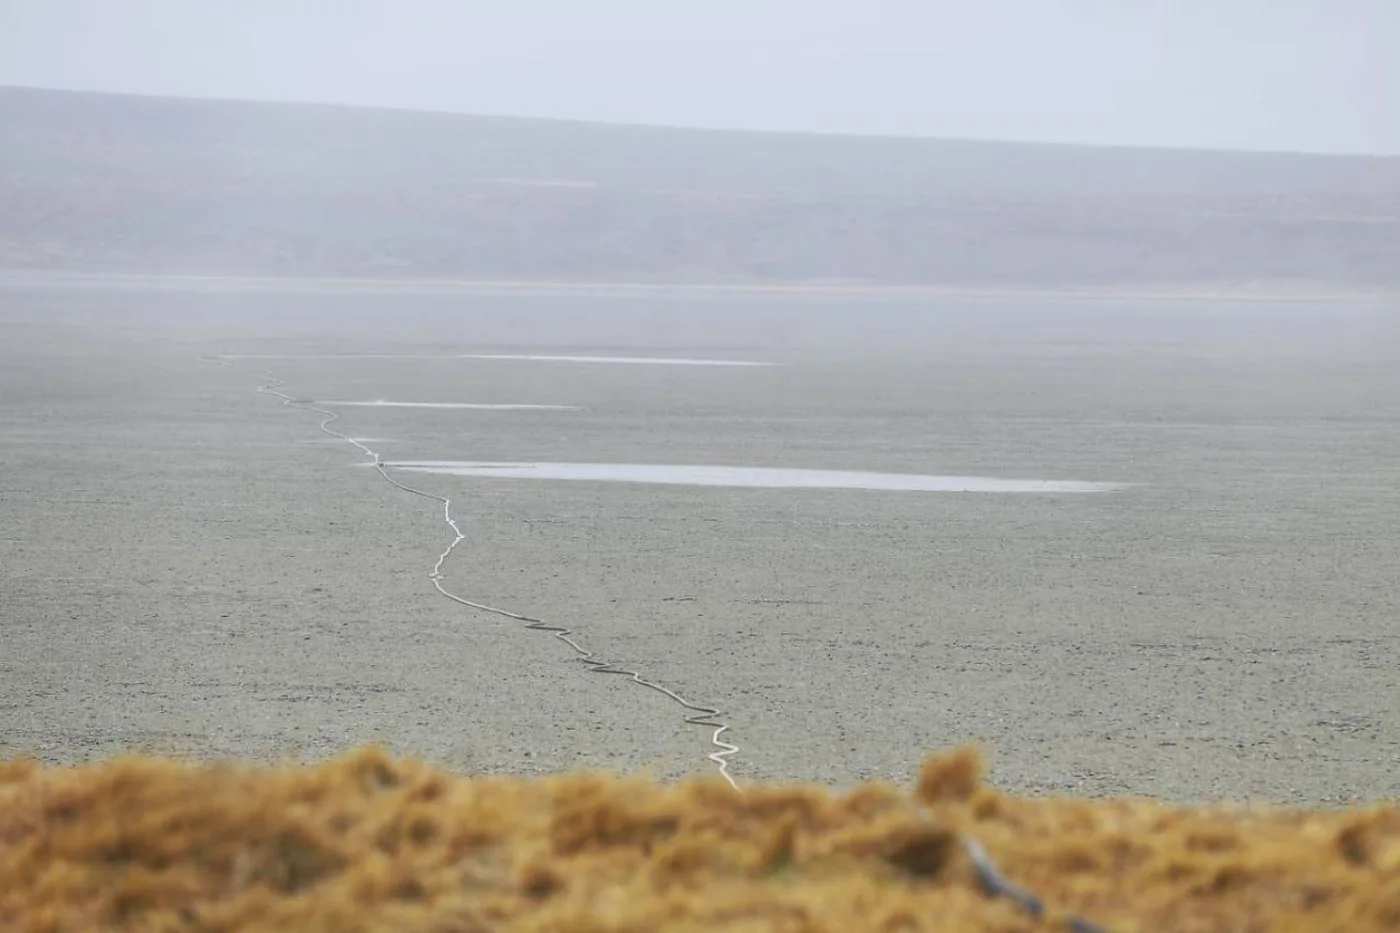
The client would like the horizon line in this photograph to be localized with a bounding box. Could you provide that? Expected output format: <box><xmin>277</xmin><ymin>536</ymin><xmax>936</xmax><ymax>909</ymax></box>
<box><xmin>3</xmin><ymin>82</ymin><xmax>1395</xmax><ymax>160</ymax></box>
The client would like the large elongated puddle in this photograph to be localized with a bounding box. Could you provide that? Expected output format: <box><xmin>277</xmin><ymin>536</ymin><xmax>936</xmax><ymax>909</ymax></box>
<box><xmin>454</xmin><ymin>354</ymin><xmax>773</xmax><ymax>366</ymax></box>
<box><xmin>384</xmin><ymin>461</ymin><xmax>1124</xmax><ymax>493</ymax></box>
<box><xmin>316</xmin><ymin>400</ymin><xmax>581</xmax><ymax>410</ymax></box>
<box><xmin>218</xmin><ymin>354</ymin><xmax>772</xmax><ymax>366</ymax></box>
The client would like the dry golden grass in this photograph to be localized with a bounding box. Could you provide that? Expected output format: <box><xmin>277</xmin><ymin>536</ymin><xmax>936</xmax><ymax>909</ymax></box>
<box><xmin>1</xmin><ymin>747</ymin><xmax>1397</xmax><ymax>932</ymax></box>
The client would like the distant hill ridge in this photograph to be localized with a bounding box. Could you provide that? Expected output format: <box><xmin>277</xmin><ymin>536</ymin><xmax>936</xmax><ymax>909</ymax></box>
<box><xmin>2</xmin><ymin>86</ymin><xmax>1397</xmax><ymax>289</ymax></box>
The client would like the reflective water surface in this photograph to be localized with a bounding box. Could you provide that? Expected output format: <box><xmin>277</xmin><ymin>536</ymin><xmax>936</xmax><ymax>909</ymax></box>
<box><xmin>384</xmin><ymin>461</ymin><xmax>1125</xmax><ymax>493</ymax></box>
<box><xmin>317</xmin><ymin>401</ymin><xmax>581</xmax><ymax>410</ymax></box>
<box><xmin>221</xmin><ymin>353</ymin><xmax>771</xmax><ymax>366</ymax></box>
<box><xmin>456</xmin><ymin>354</ymin><xmax>773</xmax><ymax>366</ymax></box>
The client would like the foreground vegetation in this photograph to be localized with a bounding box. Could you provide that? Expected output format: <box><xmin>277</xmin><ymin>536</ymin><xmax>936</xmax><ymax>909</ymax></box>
<box><xmin>1</xmin><ymin>746</ymin><xmax>1397</xmax><ymax>931</ymax></box>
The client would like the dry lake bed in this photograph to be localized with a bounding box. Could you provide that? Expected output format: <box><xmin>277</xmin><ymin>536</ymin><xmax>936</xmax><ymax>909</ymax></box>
<box><xmin>2</xmin><ymin>278</ymin><xmax>1398</xmax><ymax>805</ymax></box>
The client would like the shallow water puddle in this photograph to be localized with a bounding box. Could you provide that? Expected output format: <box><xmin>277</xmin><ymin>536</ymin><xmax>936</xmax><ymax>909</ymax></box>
<box><xmin>218</xmin><ymin>353</ymin><xmax>772</xmax><ymax>366</ymax></box>
<box><xmin>316</xmin><ymin>400</ymin><xmax>581</xmax><ymax>410</ymax></box>
<box><xmin>384</xmin><ymin>461</ymin><xmax>1124</xmax><ymax>493</ymax></box>
<box><xmin>454</xmin><ymin>354</ymin><xmax>773</xmax><ymax>366</ymax></box>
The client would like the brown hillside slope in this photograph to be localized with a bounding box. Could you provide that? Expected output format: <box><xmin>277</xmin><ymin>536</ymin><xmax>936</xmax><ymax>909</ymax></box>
<box><xmin>1</xmin><ymin>747</ymin><xmax>1397</xmax><ymax>932</ymax></box>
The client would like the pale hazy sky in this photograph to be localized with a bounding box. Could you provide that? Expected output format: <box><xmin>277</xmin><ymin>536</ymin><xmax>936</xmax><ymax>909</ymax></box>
<box><xmin>2</xmin><ymin>1</ymin><xmax>1396</xmax><ymax>154</ymax></box>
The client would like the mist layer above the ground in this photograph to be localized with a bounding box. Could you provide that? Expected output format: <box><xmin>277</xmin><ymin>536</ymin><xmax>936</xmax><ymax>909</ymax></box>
<box><xmin>2</xmin><ymin>87</ymin><xmax>1397</xmax><ymax>291</ymax></box>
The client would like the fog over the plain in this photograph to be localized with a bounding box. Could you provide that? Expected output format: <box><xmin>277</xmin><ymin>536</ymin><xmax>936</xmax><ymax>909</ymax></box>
<box><xmin>2</xmin><ymin>0</ymin><xmax>1396</xmax><ymax>154</ymax></box>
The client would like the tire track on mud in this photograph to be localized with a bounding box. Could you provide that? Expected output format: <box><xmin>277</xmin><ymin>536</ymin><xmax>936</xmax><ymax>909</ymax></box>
<box><xmin>203</xmin><ymin>357</ymin><xmax>739</xmax><ymax>788</ymax></box>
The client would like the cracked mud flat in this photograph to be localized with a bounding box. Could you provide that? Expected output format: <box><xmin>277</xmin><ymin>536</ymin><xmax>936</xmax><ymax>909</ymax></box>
<box><xmin>1</xmin><ymin>280</ymin><xmax>1398</xmax><ymax>805</ymax></box>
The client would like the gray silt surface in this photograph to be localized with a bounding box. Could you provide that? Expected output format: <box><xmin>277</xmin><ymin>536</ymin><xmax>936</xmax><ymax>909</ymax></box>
<box><xmin>2</xmin><ymin>281</ymin><xmax>1398</xmax><ymax>805</ymax></box>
